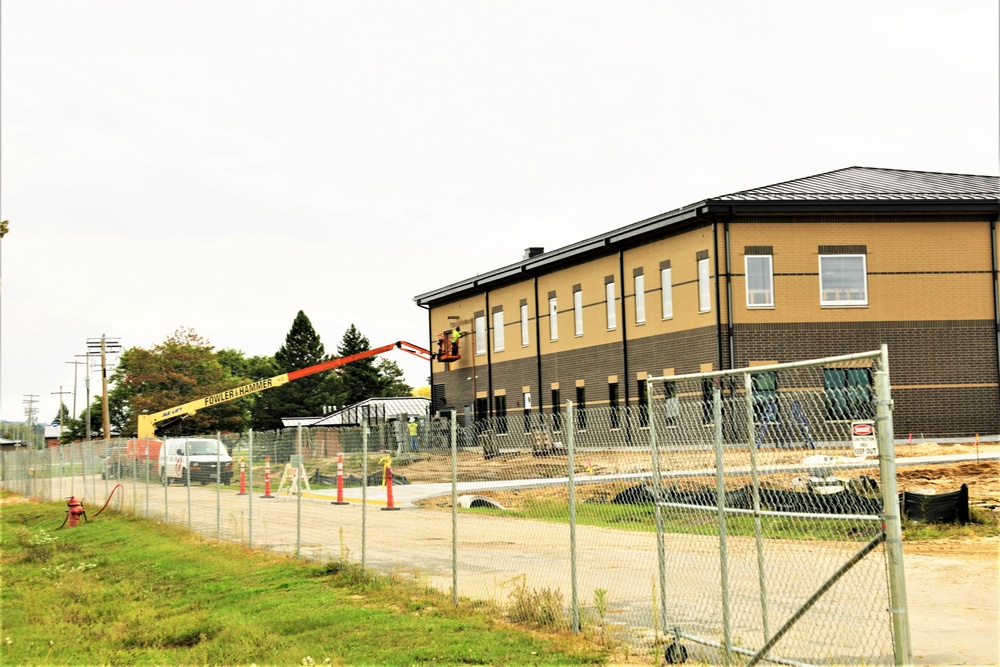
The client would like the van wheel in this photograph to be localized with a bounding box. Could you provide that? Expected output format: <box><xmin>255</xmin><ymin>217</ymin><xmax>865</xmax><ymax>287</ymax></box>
<box><xmin>181</xmin><ymin>470</ymin><xmax>190</xmax><ymax>486</ymax></box>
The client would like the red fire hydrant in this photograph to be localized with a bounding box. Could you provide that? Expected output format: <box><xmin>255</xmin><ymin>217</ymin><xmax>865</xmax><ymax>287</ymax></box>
<box><xmin>66</xmin><ymin>496</ymin><xmax>87</xmax><ymax>528</ymax></box>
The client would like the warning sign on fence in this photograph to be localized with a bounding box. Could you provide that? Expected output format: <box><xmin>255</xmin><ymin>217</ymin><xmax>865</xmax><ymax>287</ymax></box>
<box><xmin>851</xmin><ymin>421</ymin><xmax>877</xmax><ymax>459</ymax></box>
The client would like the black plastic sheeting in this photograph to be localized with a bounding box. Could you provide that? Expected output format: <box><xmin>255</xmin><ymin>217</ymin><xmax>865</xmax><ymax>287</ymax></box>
<box><xmin>308</xmin><ymin>470</ymin><xmax>411</xmax><ymax>487</ymax></box>
<box><xmin>613</xmin><ymin>483</ymin><xmax>970</xmax><ymax>523</ymax></box>
<box><xmin>902</xmin><ymin>484</ymin><xmax>969</xmax><ymax>523</ymax></box>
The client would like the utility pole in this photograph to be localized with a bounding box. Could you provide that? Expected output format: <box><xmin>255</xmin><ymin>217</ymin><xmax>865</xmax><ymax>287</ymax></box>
<box><xmin>66</xmin><ymin>360</ymin><xmax>85</xmax><ymax>424</ymax></box>
<box><xmin>76</xmin><ymin>353</ymin><xmax>93</xmax><ymax>441</ymax></box>
<box><xmin>52</xmin><ymin>386</ymin><xmax>72</xmax><ymax>441</ymax></box>
<box><xmin>87</xmin><ymin>336</ymin><xmax>120</xmax><ymax>445</ymax></box>
<box><xmin>22</xmin><ymin>394</ymin><xmax>38</xmax><ymax>447</ymax></box>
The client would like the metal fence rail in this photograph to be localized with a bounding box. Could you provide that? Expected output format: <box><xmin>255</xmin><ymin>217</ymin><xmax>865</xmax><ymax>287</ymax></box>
<box><xmin>0</xmin><ymin>350</ymin><xmax>910</xmax><ymax>665</ymax></box>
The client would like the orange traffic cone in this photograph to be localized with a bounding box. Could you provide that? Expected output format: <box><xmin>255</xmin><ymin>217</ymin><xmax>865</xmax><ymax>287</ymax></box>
<box><xmin>331</xmin><ymin>452</ymin><xmax>349</xmax><ymax>505</ymax></box>
<box><xmin>261</xmin><ymin>456</ymin><xmax>275</xmax><ymax>499</ymax></box>
<box><xmin>237</xmin><ymin>458</ymin><xmax>248</xmax><ymax>495</ymax></box>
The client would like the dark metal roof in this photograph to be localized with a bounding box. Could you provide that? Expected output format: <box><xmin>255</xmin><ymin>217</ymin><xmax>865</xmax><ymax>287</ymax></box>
<box><xmin>716</xmin><ymin>166</ymin><xmax>999</xmax><ymax>201</ymax></box>
<box><xmin>414</xmin><ymin>167</ymin><xmax>999</xmax><ymax>306</ymax></box>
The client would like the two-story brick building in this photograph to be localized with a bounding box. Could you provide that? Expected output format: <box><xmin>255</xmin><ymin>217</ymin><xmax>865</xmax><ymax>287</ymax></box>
<box><xmin>414</xmin><ymin>166</ymin><xmax>1000</xmax><ymax>438</ymax></box>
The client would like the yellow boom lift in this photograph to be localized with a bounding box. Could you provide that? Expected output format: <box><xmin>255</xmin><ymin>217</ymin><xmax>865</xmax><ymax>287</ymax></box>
<box><xmin>136</xmin><ymin>341</ymin><xmax>431</xmax><ymax>438</ymax></box>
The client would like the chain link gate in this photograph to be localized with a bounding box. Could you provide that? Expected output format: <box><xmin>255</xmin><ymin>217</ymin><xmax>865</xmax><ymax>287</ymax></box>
<box><xmin>646</xmin><ymin>346</ymin><xmax>910</xmax><ymax>666</ymax></box>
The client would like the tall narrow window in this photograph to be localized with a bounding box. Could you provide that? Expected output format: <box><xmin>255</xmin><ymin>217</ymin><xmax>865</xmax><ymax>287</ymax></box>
<box><xmin>495</xmin><ymin>394</ymin><xmax>508</xmax><ymax>434</ymax></box>
<box><xmin>634</xmin><ymin>270</ymin><xmax>646</xmax><ymax>324</ymax></box>
<box><xmin>523</xmin><ymin>392</ymin><xmax>532</xmax><ymax>432</ymax></box>
<box><xmin>751</xmin><ymin>371</ymin><xmax>779</xmax><ymax>424</ymax></box>
<box><xmin>637</xmin><ymin>378</ymin><xmax>649</xmax><ymax>427</ymax></box>
<box><xmin>432</xmin><ymin>384</ymin><xmax>446</xmax><ymax>412</ymax></box>
<box><xmin>576</xmin><ymin>386</ymin><xmax>587</xmax><ymax>429</ymax></box>
<box><xmin>609</xmin><ymin>381</ymin><xmax>620</xmax><ymax>429</ymax></box>
<box><xmin>492</xmin><ymin>308</ymin><xmax>505</xmax><ymax>352</ymax></box>
<box><xmin>605</xmin><ymin>278</ymin><xmax>616</xmax><ymax>330</ymax></box>
<box><xmin>660</xmin><ymin>261</ymin><xmax>673</xmax><ymax>319</ymax></box>
<box><xmin>823</xmin><ymin>367</ymin><xmax>874</xmax><ymax>420</ymax></box>
<box><xmin>698</xmin><ymin>256</ymin><xmax>711</xmax><ymax>313</ymax></box>
<box><xmin>520</xmin><ymin>301</ymin><xmax>529</xmax><ymax>347</ymax></box>
<box><xmin>819</xmin><ymin>254</ymin><xmax>868</xmax><ymax>306</ymax></box>
<box><xmin>474</xmin><ymin>396</ymin><xmax>488</xmax><ymax>422</ymax></box>
<box><xmin>474</xmin><ymin>313</ymin><xmax>487</xmax><ymax>355</ymax></box>
<box><xmin>548</xmin><ymin>294</ymin><xmax>558</xmax><ymax>341</ymax></box>
<box><xmin>745</xmin><ymin>255</ymin><xmax>774</xmax><ymax>307</ymax></box>
<box><xmin>573</xmin><ymin>286</ymin><xmax>583</xmax><ymax>336</ymax></box>
<box><xmin>551</xmin><ymin>389</ymin><xmax>562</xmax><ymax>431</ymax></box>
<box><xmin>663</xmin><ymin>381</ymin><xmax>678</xmax><ymax>426</ymax></box>
<box><xmin>701</xmin><ymin>378</ymin><xmax>715</xmax><ymax>425</ymax></box>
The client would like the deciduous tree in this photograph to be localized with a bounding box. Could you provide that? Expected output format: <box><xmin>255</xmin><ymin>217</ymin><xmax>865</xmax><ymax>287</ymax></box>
<box><xmin>110</xmin><ymin>328</ymin><xmax>246</xmax><ymax>437</ymax></box>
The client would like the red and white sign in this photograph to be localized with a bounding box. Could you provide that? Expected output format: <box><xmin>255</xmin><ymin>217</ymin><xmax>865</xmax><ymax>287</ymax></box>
<box><xmin>852</xmin><ymin>422</ymin><xmax>874</xmax><ymax>437</ymax></box>
<box><xmin>851</xmin><ymin>421</ymin><xmax>877</xmax><ymax>458</ymax></box>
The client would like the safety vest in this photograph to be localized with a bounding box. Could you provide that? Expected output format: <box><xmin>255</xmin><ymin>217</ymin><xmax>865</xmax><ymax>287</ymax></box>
<box><xmin>451</xmin><ymin>330</ymin><xmax>461</xmax><ymax>343</ymax></box>
<box><xmin>407</xmin><ymin>422</ymin><xmax>418</xmax><ymax>436</ymax></box>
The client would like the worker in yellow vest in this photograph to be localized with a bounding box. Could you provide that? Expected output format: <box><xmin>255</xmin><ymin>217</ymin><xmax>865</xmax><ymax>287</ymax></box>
<box><xmin>407</xmin><ymin>418</ymin><xmax>419</xmax><ymax>452</ymax></box>
<box><xmin>450</xmin><ymin>326</ymin><xmax>462</xmax><ymax>356</ymax></box>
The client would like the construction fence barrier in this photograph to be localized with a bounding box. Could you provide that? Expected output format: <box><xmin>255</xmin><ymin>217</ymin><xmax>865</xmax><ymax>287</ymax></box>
<box><xmin>0</xmin><ymin>347</ymin><xmax>910</xmax><ymax>665</ymax></box>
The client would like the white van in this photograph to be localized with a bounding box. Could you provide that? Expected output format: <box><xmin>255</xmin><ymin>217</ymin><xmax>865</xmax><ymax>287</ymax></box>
<box><xmin>158</xmin><ymin>437</ymin><xmax>234</xmax><ymax>486</ymax></box>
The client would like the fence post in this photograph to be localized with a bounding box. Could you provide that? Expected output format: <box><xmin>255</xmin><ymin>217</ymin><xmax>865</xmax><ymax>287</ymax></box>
<box><xmin>649</xmin><ymin>377</ymin><xmax>670</xmax><ymax>641</ymax></box>
<box><xmin>296</xmin><ymin>425</ymin><xmax>302</xmax><ymax>558</ymax></box>
<box><xmin>144</xmin><ymin>438</ymin><xmax>150</xmax><ymax>519</ymax></box>
<box><xmin>361</xmin><ymin>422</ymin><xmax>369</xmax><ymax>574</ymax></box>
<box><xmin>566</xmin><ymin>400</ymin><xmax>579</xmax><ymax>634</ymax></box>
<box><xmin>876</xmin><ymin>345</ymin><xmax>912</xmax><ymax>666</ymax></box>
<box><xmin>249</xmin><ymin>429</ymin><xmax>254</xmax><ymax>549</ymax></box>
<box><xmin>744</xmin><ymin>373</ymin><xmax>771</xmax><ymax>642</ymax></box>
<box><xmin>216</xmin><ymin>431</ymin><xmax>222</xmax><ymax>541</ymax></box>
<box><xmin>163</xmin><ymin>441</ymin><xmax>169</xmax><ymax>524</ymax></box>
<box><xmin>451</xmin><ymin>411</ymin><xmax>458</xmax><ymax>606</ymax></box>
<box><xmin>713</xmin><ymin>380</ymin><xmax>734</xmax><ymax>664</ymax></box>
<box><xmin>186</xmin><ymin>440</ymin><xmax>192</xmax><ymax>532</ymax></box>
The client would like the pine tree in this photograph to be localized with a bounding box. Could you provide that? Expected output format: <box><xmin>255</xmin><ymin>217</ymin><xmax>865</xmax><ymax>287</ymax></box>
<box><xmin>252</xmin><ymin>311</ymin><xmax>341</xmax><ymax>430</ymax></box>
<box><xmin>337</xmin><ymin>324</ymin><xmax>383</xmax><ymax>405</ymax></box>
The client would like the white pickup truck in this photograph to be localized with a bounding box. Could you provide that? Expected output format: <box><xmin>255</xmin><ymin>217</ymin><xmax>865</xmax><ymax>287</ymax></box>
<box><xmin>158</xmin><ymin>437</ymin><xmax>234</xmax><ymax>486</ymax></box>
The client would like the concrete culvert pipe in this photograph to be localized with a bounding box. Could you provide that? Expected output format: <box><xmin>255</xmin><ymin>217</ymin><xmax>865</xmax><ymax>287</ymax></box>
<box><xmin>457</xmin><ymin>495</ymin><xmax>505</xmax><ymax>510</ymax></box>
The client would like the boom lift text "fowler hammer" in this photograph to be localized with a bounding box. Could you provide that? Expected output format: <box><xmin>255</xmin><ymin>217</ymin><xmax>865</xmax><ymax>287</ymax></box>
<box><xmin>136</xmin><ymin>341</ymin><xmax>431</xmax><ymax>439</ymax></box>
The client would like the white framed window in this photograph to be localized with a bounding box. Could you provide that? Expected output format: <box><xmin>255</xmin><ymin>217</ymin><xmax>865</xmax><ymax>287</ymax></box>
<box><xmin>492</xmin><ymin>309</ymin><xmax>505</xmax><ymax>352</ymax></box>
<box><xmin>548</xmin><ymin>297</ymin><xmax>558</xmax><ymax>340</ymax></box>
<box><xmin>745</xmin><ymin>255</ymin><xmax>774</xmax><ymax>307</ymax></box>
<box><xmin>634</xmin><ymin>273</ymin><xmax>646</xmax><ymax>324</ymax></box>
<box><xmin>605</xmin><ymin>281</ymin><xmax>616</xmax><ymax>330</ymax></box>
<box><xmin>520</xmin><ymin>303</ymin><xmax>529</xmax><ymax>347</ymax></box>
<box><xmin>819</xmin><ymin>254</ymin><xmax>868</xmax><ymax>306</ymax></box>
<box><xmin>660</xmin><ymin>267</ymin><xmax>673</xmax><ymax>319</ymax></box>
<box><xmin>698</xmin><ymin>258</ymin><xmax>711</xmax><ymax>313</ymax></box>
<box><xmin>474</xmin><ymin>314</ymin><xmax>486</xmax><ymax>355</ymax></box>
<box><xmin>573</xmin><ymin>288</ymin><xmax>584</xmax><ymax>336</ymax></box>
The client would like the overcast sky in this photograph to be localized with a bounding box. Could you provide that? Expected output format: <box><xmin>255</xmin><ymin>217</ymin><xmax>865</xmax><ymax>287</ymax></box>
<box><xmin>1</xmin><ymin>1</ymin><xmax>997</xmax><ymax>424</ymax></box>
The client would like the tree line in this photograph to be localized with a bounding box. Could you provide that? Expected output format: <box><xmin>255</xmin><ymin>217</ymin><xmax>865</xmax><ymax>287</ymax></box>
<box><xmin>55</xmin><ymin>312</ymin><xmax>414</xmax><ymax>442</ymax></box>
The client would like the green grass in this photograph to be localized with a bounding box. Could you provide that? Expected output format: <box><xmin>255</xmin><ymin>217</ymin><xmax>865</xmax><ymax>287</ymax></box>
<box><xmin>1</xmin><ymin>496</ymin><xmax>608</xmax><ymax>666</ymax></box>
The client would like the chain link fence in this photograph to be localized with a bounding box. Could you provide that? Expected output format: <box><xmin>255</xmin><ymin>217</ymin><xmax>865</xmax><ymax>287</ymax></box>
<box><xmin>1</xmin><ymin>348</ymin><xmax>910</xmax><ymax>665</ymax></box>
